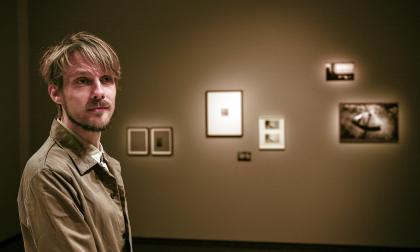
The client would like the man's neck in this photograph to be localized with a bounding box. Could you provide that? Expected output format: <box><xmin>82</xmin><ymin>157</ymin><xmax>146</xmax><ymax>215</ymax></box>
<box><xmin>60</xmin><ymin>118</ymin><xmax>102</xmax><ymax>148</ymax></box>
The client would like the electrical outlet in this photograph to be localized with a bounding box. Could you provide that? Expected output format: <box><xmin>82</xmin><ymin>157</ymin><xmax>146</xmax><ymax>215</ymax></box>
<box><xmin>237</xmin><ymin>151</ymin><xmax>251</xmax><ymax>161</ymax></box>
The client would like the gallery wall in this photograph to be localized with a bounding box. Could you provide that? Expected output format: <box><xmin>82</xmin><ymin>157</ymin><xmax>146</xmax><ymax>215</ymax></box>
<box><xmin>0</xmin><ymin>0</ymin><xmax>21</xmax><ymax>242</ymax></box>
<box><xmin>28</xmin><ymin>0</ymin><xmax>420</xmax><ymax>248</ymax></box>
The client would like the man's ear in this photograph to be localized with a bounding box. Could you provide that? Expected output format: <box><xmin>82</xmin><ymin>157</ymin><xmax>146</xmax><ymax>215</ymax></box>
<box><xmin>48</xmin><ymin>84</ymin><xmax>62</xmax><ymax>105</ymax></box>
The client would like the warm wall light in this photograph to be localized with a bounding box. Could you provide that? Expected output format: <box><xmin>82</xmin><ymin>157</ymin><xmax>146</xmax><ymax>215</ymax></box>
<box><xmin>326</xmin><ymin>62</ymin><xmax>355</xmax><ymax>81</ymax></box>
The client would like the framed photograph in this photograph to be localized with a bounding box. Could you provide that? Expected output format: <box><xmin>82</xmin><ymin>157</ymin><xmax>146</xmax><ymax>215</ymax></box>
<box><xmin>127</xmin><ymin>128</ymin><xmax>148</xmax><ymax>155</ymax></box>
<box><xmin>339</xmin><ymin>103</ymin><xmax>398</xmax><ymax>142</ymax></box>
<box><xmin>259</xmin><ymin>116</ymin><xmax>285</xmax><ymax>150</ymax></box>
<box><xmin>206</xmin><ymin>90</ymin><xmax>243</xmax><ymax>137</ymax></box>
<box><xmin>151</xmin><ymin>127</ymin><xmax>173</xmax><ymax>155</ymax></box>
<box><xmin>326</xmin><ymin>62</ymin><xmax>354</xmax><ymax>81</ymax></box>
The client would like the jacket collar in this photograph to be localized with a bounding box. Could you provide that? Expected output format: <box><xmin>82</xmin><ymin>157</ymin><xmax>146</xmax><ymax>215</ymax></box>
<box><xmin>49</xmin><ymin>119</ymin><xmax>101</xmax><ymax>175</ymax></box>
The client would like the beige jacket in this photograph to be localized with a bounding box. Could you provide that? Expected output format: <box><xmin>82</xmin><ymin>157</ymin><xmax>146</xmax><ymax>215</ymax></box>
<box><xmin>18</xmin><ymin>120</ymin><xmax>132</xmax><ymax>252</ymax></box>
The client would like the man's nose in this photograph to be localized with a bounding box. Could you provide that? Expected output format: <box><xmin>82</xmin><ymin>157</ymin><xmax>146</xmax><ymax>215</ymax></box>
<box><xmin>92</xmin><ymin>79</ymin><xmax>105</xmax><ymax>100</ymax></box>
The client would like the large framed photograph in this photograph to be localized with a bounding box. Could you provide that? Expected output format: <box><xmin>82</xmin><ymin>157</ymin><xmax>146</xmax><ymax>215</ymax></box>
<box><xmin>151</xmin><ymin>127</ymin><xmax>173</xmax><ymax>155</ymax></box>
<box><xmin>339</xmin><ymin>103</ymin><xmax>399</xmax><ymax>142</ymax></box>
<box><xmin>259</xmin><ymin>116</ymin><xmax>285</xmax><ymax>150</ymax></box>
<box><xmin>206</xmin><ymin>90</ymin><xmax>243</xmax><ymax>137</ymax></box>
<box><xmin>127</xmin><ymin>128</ymin><xmax>149</xmax><ymax>155</ymax></box>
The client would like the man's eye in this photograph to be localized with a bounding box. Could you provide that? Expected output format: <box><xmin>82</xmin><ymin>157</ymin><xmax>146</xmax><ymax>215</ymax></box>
<box><xmin>101</xmin><ymin>76</ymin><xmax>114</xmax><ymax>84</ymax></box>
<box><xmin>76</xmin><ymin>78</ymin><xmax>90</xmax><ymax>85</ymax></box>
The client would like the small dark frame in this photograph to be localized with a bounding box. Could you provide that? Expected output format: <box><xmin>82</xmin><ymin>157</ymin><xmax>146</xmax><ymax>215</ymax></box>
<box><xmin>127</xmin><ymin>127</ymin><xmax>149</xmax><ymax>155</ymax></box>
<box><xmin>339</xmin><ymin>102</ymin><xmax>399</xmax><ymax>143</ymax></box>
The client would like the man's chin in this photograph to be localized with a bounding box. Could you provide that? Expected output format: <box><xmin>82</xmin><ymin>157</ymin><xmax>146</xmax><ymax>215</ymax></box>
<box><xmin>69</xmin><ymin>116</ymin><xmax>111</xmax><ymax>132</ymax></box>
<box><xmin>85</xmin><ymin>119</ymin><xmax>111</xmax><ymax>132</ymax></box>
<box><xmin>76</xmin><ymin>122</ymin><xmax>109</xmax><ymax>132</ymax></box>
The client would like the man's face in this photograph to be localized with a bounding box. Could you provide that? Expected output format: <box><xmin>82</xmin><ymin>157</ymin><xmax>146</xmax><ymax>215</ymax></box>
<box><xmin>56</xmin><ymin>51</ymin><xmax>116</xmax><ymax>132</ymax></box>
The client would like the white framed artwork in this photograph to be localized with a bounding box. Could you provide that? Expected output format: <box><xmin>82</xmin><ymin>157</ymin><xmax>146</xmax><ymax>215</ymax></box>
<box><xmin>259</xmin><ymin>116</ymin><xmax>285</xmax><ymax>150</ymax></box>
<box><xmin>206</xmin><ymin>90</ymin><xmax>243</xmax><ymax>137</ymax></box>
<box><xmin>151</xmin><ymin>127</ymin><xmax>173</xmax><ymax>156</ymax></box>
<box><xmin>127</xmin><ymin>127</ymin><xmax>149</xmax><ymax>155</ymax></box>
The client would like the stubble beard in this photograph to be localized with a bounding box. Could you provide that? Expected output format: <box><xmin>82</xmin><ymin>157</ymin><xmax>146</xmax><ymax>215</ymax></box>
<box><xmin>63</xmin><ymin>105</ymin><xmax>113</xmax><ymax>132</ymax></box>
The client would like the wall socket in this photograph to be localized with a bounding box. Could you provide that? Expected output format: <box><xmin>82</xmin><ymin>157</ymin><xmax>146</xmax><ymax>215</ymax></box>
<box><xmin>237</xmin><ymin>151</ymin><xmax>252</xmax><ymax>161</ymax></box>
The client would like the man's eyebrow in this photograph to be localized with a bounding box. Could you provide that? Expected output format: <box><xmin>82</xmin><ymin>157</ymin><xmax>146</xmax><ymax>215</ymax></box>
<box><xmin>69</xmin><ymin>68</ymin><xmax>112</xmax><ymax>76</ymax></box>
<box><xmin>69</xmin><ymin>70</ymin><xmax>94</xmax><ymax>76</ymax></box>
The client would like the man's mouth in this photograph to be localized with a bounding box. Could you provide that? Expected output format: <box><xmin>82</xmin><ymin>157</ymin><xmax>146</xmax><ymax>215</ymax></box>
<box><xmin>87</xmin><ymin>101</ymin><xmax>111</xmax><ymax>112</ymax></box>
<box><xmin>87</xmin><ymin>106</ymin><xmax>109</xmax><ymax>112</ymax></box>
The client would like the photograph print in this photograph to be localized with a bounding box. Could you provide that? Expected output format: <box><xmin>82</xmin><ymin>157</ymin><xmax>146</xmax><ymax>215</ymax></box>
<box><xmin>339</xmin><ymin>103</ymin><xmax>398</xmax><ymax>142</ymax></box>
<box><xmin>326</xmin><ymin>62</ymin><xmax>354</xmax><ymax>81</ymax></box>
<box><xmin>127</xmin><ymin>127</ymin><xmax>149</xmax><ymax>155</ymax></box>
<box><xmin>151</xmin><ymin>127</ymin><xmax>173</xmax><ymax>155</ymax></box>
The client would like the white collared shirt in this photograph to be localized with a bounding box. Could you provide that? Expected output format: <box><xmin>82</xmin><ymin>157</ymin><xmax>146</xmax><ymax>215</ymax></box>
<box><xmin>88</xmin><ymin>143</ymin><xmax>109</xmax><ymax>172</ymax></box>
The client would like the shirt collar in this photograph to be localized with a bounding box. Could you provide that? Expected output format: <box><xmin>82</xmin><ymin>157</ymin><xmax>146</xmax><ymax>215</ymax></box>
<box><xmin>51</xmin><ymin>119</ymin><xmax>102</xmax><ymax>175</ymax></box>
<box><xmin>88</xmin><ymin>144</ymin><xmax>103</xmax><ymax>165</ymax></box>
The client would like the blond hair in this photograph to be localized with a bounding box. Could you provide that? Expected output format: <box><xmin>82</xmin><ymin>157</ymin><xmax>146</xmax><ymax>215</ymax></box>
<box><xmin>40</xmin><ymin>31</ymin><xmax>121</xmax><ymax>89</ymax></box>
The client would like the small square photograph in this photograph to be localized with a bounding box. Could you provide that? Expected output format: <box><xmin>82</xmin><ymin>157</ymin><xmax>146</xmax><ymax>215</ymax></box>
<box><xmin>265</xmin><ymin>120</ymin><xmax>279</xmax><ymax>129</ymax></box>
<box><xmin>221</xmin><ymin>108</ymin><xmax>229</xmax><ymax>117</ymax></box>
<box><xmin>339</xmin><ymin>103</ymin><xmax>398</xmax><ymax>142</ymax></box>
<box><xmin>265</xmin><ymin>133</ymin><xmax>280</xmax><ymax>144</ymax></box>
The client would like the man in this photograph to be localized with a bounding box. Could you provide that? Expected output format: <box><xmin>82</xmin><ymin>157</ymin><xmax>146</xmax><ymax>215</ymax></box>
<box><xmin>17</xmin><ymin>32</ymin><xmax>132</xmax><ymax>252</ymax></box>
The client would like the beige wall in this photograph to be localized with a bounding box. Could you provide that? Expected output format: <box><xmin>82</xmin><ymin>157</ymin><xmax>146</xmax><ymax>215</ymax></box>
<box><xmin>0</xmin><ymin>0</ymin><xmax>21</xmax><ymax>241</ymax></box>
<box><xmin>27</xmin><ymin>0</ymin><xmax>420</xmax><ymax>248</ymax></box>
